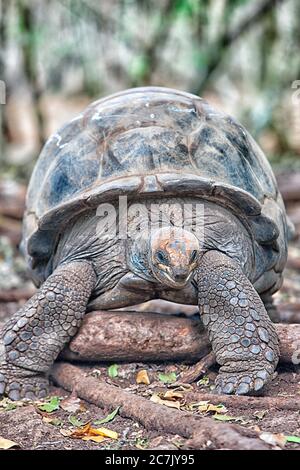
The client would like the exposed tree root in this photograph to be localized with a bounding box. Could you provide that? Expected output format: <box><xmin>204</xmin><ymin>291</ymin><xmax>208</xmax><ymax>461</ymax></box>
<box><xmin>61</xmin><ymin>312</ymin><xmax>300</xmax><ymax>374</ymax></box>
<box><xmin>51</xmin><ymin>362</ymin><xmax>272</xmax><ymax>450</ymax></box>
<box><xmin>61</xmin><ymin>311</ymin><xmax>210</xmax><ymax>362</ymax></box>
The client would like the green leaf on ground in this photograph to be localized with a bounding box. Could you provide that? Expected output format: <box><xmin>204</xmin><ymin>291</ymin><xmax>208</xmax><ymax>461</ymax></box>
<box><xmin>37</xmin><ymin>396</ymin><xmax>60</xmax><ymax>413</ymax></box>
<box><xmin>69</xmin><ymin>415</ymin><xmax>90</xmax><ymax>427</ymax></box>
<box><xmin>197</xmin><ymin>376</ymin><xmax>209</xmax><ymax>386</ymax></box>
<box><xmin>213</xmin><ymin>414</ymin><xmax>247</xmax><ymax>424</ymax></box>
<box><xmin>158</xmin><ymin>372</ymin><xmax>177</xmax><ymax>384</ymax></box>
<box><xmin>108</xmin><ymin>364</ymin><xmax>119</xmax><ymax>378</ymax></box>
<box><xmin>0</xmin><ymin>399</ymin><xmax>17</xmax><ymax>411</ymax></box>
<box><xmin>94</xmin><ymin>406</ymin><xmax>120</xmax><ymax>425</ymax></box>
<box><xmin>135</xmin><ymin>437</ymin><xmax>149</xmax><ymax>449</ymax></box>
<box><xmin>43</xmin><ymin>416</ymin><xmax>63</xmax><ymax>426</ymax></box>
<box><xmin>285</xmin><ymin>435</ymin><xmax>300</xmax><ymax>444</ymax></box>
<box><xmin>0</xmin><ymin>398</ymin><xmax>25</xmax><ymax>411</ymax></box>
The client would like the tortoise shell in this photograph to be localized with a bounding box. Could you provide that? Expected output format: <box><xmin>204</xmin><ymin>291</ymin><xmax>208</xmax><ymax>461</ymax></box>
<box><xmin>22</xmin><ymin>87</ymin><xmax>289</xmax><ymax>291</ymax></box>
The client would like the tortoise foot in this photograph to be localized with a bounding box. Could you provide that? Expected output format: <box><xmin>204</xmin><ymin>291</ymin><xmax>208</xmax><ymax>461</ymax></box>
<box><xmin>215</xmin><ymin>361</ymin><xmax>274</xmax><ymax>395</ymax></box>
<box><xmin>0</xmin><ymin>363</ymin><xmax>49</xmax><ymax>401</ymax></box>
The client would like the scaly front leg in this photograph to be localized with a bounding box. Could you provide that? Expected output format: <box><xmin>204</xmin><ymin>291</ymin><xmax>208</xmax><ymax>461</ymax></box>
<box><xmin>197</xmin><ymin>251</ymin><xmax>279</xmax><ymax>395</ymax></box>
<box><xmin>0</xmin><ymin>261</ymin><xmax>96</xmax><ymax>400</ymax></box>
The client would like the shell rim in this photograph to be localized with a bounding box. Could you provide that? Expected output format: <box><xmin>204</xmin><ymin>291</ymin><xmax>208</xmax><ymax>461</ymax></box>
<box><xmin>25</xmin><ymin>172</ymin><xmax>278</xmax><ymax>262</ymax></box>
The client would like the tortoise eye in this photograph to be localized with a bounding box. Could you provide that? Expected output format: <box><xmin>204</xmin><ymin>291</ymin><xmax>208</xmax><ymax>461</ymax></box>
<box><xmin>156</xmin><ymin>250</ymin><xmax>169</xmax><ymax>265</ymax></box>
<box><xmin>190</xmin><ymin>250</ymin><xmax>198</xmax><ymax>263</ymax></box>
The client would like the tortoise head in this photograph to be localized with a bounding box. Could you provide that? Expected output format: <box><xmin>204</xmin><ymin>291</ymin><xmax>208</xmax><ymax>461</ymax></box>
<box><xmin>149</xmin><ymin>227</ymin><xmax>200</xmax><ymax>289</ymax></box>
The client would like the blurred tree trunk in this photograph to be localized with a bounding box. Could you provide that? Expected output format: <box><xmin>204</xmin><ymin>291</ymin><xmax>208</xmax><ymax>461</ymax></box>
<box><xmin>0</xmin><ymin>0</ymin><xmax>8</xmax><ymax>164</ymax></box>
<box><xmin>194</xmin><ymin>0</ymin><xmax>286</xmax><ymax>95</ymax></box>
<box><xmin>131</xmin><ymin>0</ymin><xmax>174</xmax><ymax>86</ymax></box>
<box><xmin>17</xmin><ymin>0</ymin><xmax>46</xmax><ymax>149</ymax></box>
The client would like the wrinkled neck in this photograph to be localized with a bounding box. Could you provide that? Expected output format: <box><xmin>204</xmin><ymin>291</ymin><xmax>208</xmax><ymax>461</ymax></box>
<box><xmin>126</xmin><ymin>229</ymin><xmax>155</xmax><ymax>282</ymax></box>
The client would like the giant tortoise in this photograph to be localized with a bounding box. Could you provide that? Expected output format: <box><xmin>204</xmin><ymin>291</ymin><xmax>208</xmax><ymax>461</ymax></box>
<box><xmin>0</xmin><ymin>87</ymin><xmax>292</xmax><ymax>399</ymax></box>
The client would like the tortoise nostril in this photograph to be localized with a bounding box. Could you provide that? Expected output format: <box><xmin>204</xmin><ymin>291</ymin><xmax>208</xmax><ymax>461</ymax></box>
<box><xmin>174</xmin><ymin>273</ymin><xmax>188</xmax><ymax>282</ymax></box>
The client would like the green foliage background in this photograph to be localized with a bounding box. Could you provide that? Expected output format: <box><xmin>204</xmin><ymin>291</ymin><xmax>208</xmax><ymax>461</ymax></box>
<box><xmin>0</xmin><ymin>0</ymin><xmax>300</xmax><ymax>180</ymax></box>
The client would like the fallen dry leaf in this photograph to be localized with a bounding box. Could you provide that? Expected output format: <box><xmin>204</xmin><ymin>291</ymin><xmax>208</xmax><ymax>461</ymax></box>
<box><xmin>0</xmin><ymin>437</ymin><xmax>20</xmax><ymax>450</ymax></box>
<box><xmin>163</xmin><ymin>390</ymin><xmax>184</xmax><ymax>400</ymax></box>
<box><xmin>94</xmin><ymin>427</ymin><xmax>119</xmax><ymax>439</ymax></box>
<box><xmin>69</xmin><ymin>423</ymin><xmax>93</xmax><ymax>439</ymax></box>
<box><xmin>150</xmin><ymin>393</ymin><xmax>181</xmax><ymax>409</ymax></box>
<box><xmin>136</xmin><ymin>369</ymin><xmax>150</xmax><ymax>385</ymax></box>
<box><xmin>60</xmin><ymin>429</ymin><xmax>73</xmax><ymax>437</ymax></box>
<box><xmin>171</xmin><ymin>383</ymin><xmax>193</xmax><ymax>392</ymax></box>
<box><xmin>254</xmin><ymin>410</ymin><xmax>268</xmax><ymax>420</ymax></box>
<box><xmin>67</xmin><ymin>423</ymin><xmax>119</xmax><ymax>441</ymax></box>
<box><xmin>60</xmin><ymin>396</ymin><xmax>85</xmax><ymax>413</ymax></box>
<box><xmin>196</xmin><ymin>401</ymin><xmax>227</xmax><ymax>414</ymax></box>
<box><xmin>259</xmin><ymin>432</ymin><xmax>287</xmax><ymax>448</ymax></box>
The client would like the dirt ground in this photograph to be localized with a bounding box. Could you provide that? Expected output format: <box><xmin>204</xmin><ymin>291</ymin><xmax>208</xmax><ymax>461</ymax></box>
<box><xmin>0</xmin><ymin>362</ymin><xmax>299</xmax><ymax>451</ymax></box>
<box><xmin>0</xmin><ymin>175</ymin><xmax>300</xmax><ymax>451</ymax></box>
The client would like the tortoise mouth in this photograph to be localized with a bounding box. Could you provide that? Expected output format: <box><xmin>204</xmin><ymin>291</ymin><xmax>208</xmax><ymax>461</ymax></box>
<box><xmin>163</xmin><ymin>272</ymin><xmax>193</xmax><ymax>289</ymax></box>
<box><xmin>151</xmin><ymin>265</ymin><xmax>193</xmax><ymax>290</ymax></box>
